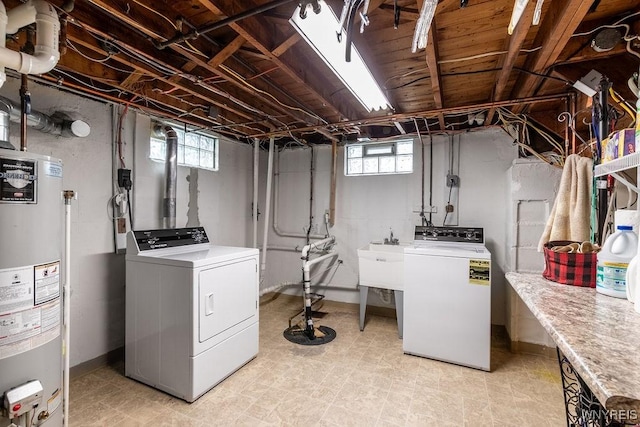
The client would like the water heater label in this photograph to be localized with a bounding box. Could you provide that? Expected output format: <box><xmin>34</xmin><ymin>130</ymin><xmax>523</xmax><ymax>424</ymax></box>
<box><xmin>34</xmin><ymin>261</ymin><xmax>60</xmax><ymax>305</ymax></box>
<box><xmin>43</xmin><ymin>161</ymin><xmax>63</xmax><ymax>178</ymax></box>
<box><xmin>0</xmin><ymin>266</ymin><xmax>34</xmax><ymax>315</ymax></box>
<box><xmin>0</xmin><ymin>157</ymin><xmax>37</xmax><ymax>203</ymax></box>
<box><xmin>0</xmin><ymin>264</ymin><xmax>61</xmax><ymax>360</ymax></box>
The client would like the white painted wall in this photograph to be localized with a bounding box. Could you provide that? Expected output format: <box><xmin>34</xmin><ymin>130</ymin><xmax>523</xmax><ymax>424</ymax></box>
<box><xmin>506</xmin><ymin>158</ymin><xmax>562</xmax><ymax>346</ymax></box>
<box><xmin>262</xmin><ymin>128</ymin><xmax>518</xmax><ymax>325</ymax></box>
<box><xmin>0</xmin><ymin>77</ymin><xmax>253</xmax><ymax>366</ymax></box>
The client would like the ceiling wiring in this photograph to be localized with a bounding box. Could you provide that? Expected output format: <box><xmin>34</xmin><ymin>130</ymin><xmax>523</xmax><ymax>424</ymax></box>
<box><xmin>218</xmin><ymin>64</ymin><xmax>328</xmax><ymax>125</ymax></box>
<box><xmin>67</xmin><ymin>39</ymin><xmax>113</xmax><ymax>62</ymax></box>
<box><xmin>130</xmin><ymin>0</ymin><xmax>208</xmax><ymax>59</ymax></box>
<box><xmin>437</xmin><ymin>46</ymin><xmax>542</xmax><ymax>65</ymax></box>
<box><xmin>51</xmin><ymin>69</ymin><xmax>126</xmax><ymax>95</ymax></box>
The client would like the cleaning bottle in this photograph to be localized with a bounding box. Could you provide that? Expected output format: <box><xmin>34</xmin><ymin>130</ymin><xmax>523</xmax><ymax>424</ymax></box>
<box><xmin>596</xmin><ymin>225</ymin><xmax>638</xmax><ymax>298</ymax></box>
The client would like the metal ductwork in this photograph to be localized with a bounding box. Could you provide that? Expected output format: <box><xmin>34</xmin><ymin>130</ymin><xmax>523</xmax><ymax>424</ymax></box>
<box><xmin>0</xmin><ymin>0</ymin><xmax>61</xmax><ymax>88</ymax></box>
<box><xmin>0</xmin><ymin>95</ymin><xmax>90</xmax><ymax>149</ymax></box>
<box><xmin>162</xmin><ymin>126</ymin><xmax>178</xmax><ymax>229</ymax></box>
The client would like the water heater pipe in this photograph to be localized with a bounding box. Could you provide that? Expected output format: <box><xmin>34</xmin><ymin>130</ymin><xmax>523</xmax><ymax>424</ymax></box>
<box><xmin>163</xmin><ymin>126</ymin><xmax>177</xmax><ymax>229</ymax></box>
<box><xmin>261</xmin><ymin>136</ymin><xmax>275</xmax><ymax>274</ymax></box>
<box><xmin>0</xmin><ymin>0</ymin><xmax>60</xmax><ymax>88</ymax></box>
<box><xmin>0</xmin><ymin>95</ymin><xmax>91</xmax><ymax>140</ymax></box>
<box><xmin>62</xmin><ymin>190</ymin><xmax>75</xmax><ymax>427</ymax></box>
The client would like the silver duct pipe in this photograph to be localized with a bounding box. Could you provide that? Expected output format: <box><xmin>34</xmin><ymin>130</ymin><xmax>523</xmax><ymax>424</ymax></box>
<box><xmin>0</xmin><ymin>101</ymin><xmax>11</xmax><ymax>149</ymax></box>
<box><xmin>0</xmin><ymin>95</ymin><xmax>90</xmax><ymax>142</ymax></box>
<box><xmin>163</xmin><ymin>126</ymin><xmax>178</xmax><ymax>229</ymax></box>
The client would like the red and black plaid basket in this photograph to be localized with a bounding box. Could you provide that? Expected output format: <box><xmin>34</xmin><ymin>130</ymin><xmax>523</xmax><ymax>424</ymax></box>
<box><xmin>542</xmin><ymin>241</ymin><xmax>597</xmax><ymax>287</ymax></box>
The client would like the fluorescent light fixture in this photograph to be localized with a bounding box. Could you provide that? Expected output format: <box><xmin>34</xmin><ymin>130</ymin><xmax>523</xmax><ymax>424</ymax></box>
<box><xmin>290</xmin><ymin>1</ymin><xmax>391</xmax><ymax>112</ymax></box>
<box><xmin>508</xmin><ymin>0</ymin><xmax>529</xmax><ymax>35</ymax></box>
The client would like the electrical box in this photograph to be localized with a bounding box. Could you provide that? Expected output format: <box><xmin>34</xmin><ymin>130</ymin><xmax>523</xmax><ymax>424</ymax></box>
<box><xmin>4</xmin><ymin>380</ymin><xmax>43</xmax><ymax>419</ymax></box>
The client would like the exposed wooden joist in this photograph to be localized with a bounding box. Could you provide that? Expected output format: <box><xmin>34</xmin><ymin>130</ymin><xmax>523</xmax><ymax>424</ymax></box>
<box><xmin>194</xmin><ymin>0</ymin><xmax>356</xmax><ymax>121</ymax></box>
<box><xmin>417</xmin><ymin>1</ymin><xmax>445</xmax><ymax>129</ymax></box>
<box><xmin>64</xmin><ymin>25</ymin><xmax>259</xmax><ymax>121</ymax></box>
<box><xmin>510</xmin><ymin>0</ymin><xmax>594</xmax><ymax>112</ymax></box>
<box><xmin>486</xmin><ymin>0</ymin><xmax>535</xmax><ymax>123</ymax></box>
<box><xmin>250</xmin><ymin>93</ymin><xmax>570</xmax><ymax>137</ymax></box>
<box><xmin>79</xmin><ymin>0</ymin><xmax>321</xmax><ymax>128</ymax></box>
<box><xmin>208</xmin><ymin>35</ymin><xmax>246</xmax><ymax>68</ymax></box>
<box><xmin>271</xmin><ymin>32</ymin><xmax>300</xmax><ymax>57</ymax></box>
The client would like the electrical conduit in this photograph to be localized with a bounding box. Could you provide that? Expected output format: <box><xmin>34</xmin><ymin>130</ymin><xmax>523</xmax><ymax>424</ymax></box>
<box><xmin>261</xmin><ymin>136</ymin><xmax>275</xmax><ymax>274</ymax></box>
<box><xmin>273</xmin><ymin>149</ymin><xmax>325</xmax><ymax>239</ymax></box>
<box><xmin>253</xmin><ymin>139</ymin><xmax>259</xmax><ymax>248</ymax></box>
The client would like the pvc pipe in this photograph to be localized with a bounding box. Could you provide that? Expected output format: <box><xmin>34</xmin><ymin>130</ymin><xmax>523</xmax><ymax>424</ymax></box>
<box><xmin>301</xmin><ymin>236</ymin><xmax>335</xmax><ymax>259</ymax></box>
<box><xmin>162</xmin><ymin>126</ymin><xmax>177</xmax><ymax>229</ymax></box>
<box><xmin>0</xmin><ymin>2</ymin><xmax>7</xmax><ymax>88</ymax></box>
<box><xmin>62</xmin><ymin>190</ymin><xmax>75</xmax><ymax>427</ymax></box>
<box><xmin>261</xmin><ymin>136</ymin><xmax>275</xmax><ymax>273</ymax></box>
<box><xmin>267</xmin><ymin>245</ymin><xmax>302</xmax><ymax>252</ymax></box>
<box><xmin>1</xmin><ymin>1</ymin><xmax>60</xmax><ymax>76</ymax></box>
<box><xmin>303</xmin><ymin>251</ymin><xmax>338</xmax><ymax>273</ymax></box>
<box><xmin>252</xmin><ymin>139</ymin><xmax>259</xmax><ymax>248</ymax></box>
<box><xmin>273</xmin><ymin>149</ymin><xmax>325</xmax><ymax>240</ymax></box>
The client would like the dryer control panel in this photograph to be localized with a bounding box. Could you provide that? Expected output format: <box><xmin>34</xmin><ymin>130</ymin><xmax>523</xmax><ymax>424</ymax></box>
<box><xmin>413</xmin><ymin>226</ymin><xmax>483</xmax><ymax>244</ymax></box>
<box><xmin>133</xmin><ymin>227</ymin><xmax>209</xmax><ymax>251</ymax></box>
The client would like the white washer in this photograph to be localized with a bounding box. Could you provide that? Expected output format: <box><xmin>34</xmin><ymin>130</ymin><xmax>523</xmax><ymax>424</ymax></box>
<box><xmin>403</xmin><ymin>226</ymin><xmax>491</xmax><ymax>371</ymax></box>
<box><xmin>125</xmin><ymin>228</ymin><xmax>259</xmax><ymax>402</ymax></box>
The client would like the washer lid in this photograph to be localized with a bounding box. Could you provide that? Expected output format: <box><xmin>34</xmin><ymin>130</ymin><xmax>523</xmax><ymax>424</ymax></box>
<box><xmin>126</xmin><ymin>244</ymin><xmax>258</xmax><ymax>268</ymax></box>
<box><xmin>404</xmin><ymin>242</ymin><xmax>490</xmax><ymax>259</ymax></box>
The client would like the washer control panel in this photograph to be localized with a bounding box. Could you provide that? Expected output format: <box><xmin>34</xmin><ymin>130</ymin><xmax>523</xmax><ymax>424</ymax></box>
<box><xmin>134</xmin><ymin>227</ymin><xmax>210</xmax><ymax>251</ymax></box>
<box><xmin>413</xmin><ymin>226</ymin><xmax>483</xmax><ymax>243</ymax></box>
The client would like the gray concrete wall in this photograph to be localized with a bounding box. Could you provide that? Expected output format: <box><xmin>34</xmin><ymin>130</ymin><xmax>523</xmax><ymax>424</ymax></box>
<box><xmin>0</xmin><ymin>77</ymin><xmax>253</xmax><ymax>366</ymax></box>
<box><xmin>262</xmin><ymin>128</ymin><xmax>518</xmax><ymax>325</ymax></box>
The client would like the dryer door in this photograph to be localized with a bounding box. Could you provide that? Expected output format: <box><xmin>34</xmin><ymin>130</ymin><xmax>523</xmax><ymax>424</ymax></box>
<box><xmin>198</xmin><ymin>257</ymin><xmax>257</xmax><ymax>343</ymax></box>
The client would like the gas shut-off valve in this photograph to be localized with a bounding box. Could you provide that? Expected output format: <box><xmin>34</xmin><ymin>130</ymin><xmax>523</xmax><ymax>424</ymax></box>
<box><xmin>3</xmin><ymin>380</ymin><xmax>43</xmax><ymax>421</ymax></box>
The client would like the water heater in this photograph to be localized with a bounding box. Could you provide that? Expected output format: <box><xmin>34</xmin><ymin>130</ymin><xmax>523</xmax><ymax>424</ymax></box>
<box><xmin>0</xmin><ymin>148</ymin><xmax>63</xmax><ymax>427</ymax></box>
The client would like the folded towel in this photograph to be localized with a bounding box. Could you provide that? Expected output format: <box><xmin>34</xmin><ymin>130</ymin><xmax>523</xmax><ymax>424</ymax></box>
<box><xmin>538</xmin><ymin>154</ymin><xmax>593</xmax><ymax>251</ymax></box>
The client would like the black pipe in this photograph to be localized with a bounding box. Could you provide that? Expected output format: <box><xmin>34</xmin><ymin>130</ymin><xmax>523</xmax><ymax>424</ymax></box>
<box><xmin>156</xmin><ymin>0</ymin><xmax>296</xmax><ymax>49</ymax></box>
<box><xmin>597</xmin><ymin>77</ymin><xmax>611</xmax><ymax>244</ymax></box>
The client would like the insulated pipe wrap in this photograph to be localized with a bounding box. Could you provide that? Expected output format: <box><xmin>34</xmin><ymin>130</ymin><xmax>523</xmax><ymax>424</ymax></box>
<box><xmin>163</xmin><ymin>126</ymin><xmax>178</xmax><ymax>229</ymax></box>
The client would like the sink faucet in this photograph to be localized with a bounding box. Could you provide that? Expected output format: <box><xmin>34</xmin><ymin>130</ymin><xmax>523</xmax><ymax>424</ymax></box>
<box><xmin>384</xmin><ymin>229</ymin><xmax>399</xmax><ymax>245</ymax></box>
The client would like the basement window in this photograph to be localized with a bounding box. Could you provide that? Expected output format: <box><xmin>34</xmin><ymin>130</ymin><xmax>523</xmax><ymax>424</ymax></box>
<box><xmin>150</xmin><ymin>128</ymin><xmax>219</xmax><ymax>171</ymax></box>
<box><xmin>345</xmin><ymin>140</ymin><xmax>413</xmax><ymax>176</ymax></box>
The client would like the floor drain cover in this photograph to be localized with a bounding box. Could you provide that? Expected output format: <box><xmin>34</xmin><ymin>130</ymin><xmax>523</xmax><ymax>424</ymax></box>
<box><xmin>283</xmin><ymin>325</ymin><xmax>337</xmax><ymax>346</ymax></box>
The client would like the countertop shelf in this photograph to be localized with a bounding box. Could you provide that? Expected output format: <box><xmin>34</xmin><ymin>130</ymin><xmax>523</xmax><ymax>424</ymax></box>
<box><xmin>506</xmin><ymin>272</ymin><xmax>640</xmax><ymax>413</ymax></box>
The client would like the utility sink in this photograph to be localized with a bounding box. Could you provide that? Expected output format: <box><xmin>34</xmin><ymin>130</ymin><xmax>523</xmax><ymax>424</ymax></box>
<box><xmin>357</xmin><ymin>242</ymin><xmax>408</xmax><ymax>338</ymax></box>
<box><xmin>357</xmin><ymin>243</ymin><xmax>408</xmax><ymax>291</ymax></box>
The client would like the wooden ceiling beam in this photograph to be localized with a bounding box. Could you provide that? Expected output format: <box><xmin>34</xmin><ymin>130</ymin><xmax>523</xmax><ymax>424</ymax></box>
<box><xmin>64</xmin><ymin>26</ymin><xmax>258</xmax><ymax>121</ymax></box>
<box><xmin>249</xmin><ymin>93</ymin><xmax>570</xmax><ymax>137</ymax></box>
<box><xmin>194</xmin><ymin>0</ymin><xmax>356</xmax><ymax>120</ymax></box>
<box><xmin>67</xmin><ymin>2</ymin><xmax>320</xmax><ymax>128</ymax></box>
<box><xmin>272</xmin><ymin>33</ymin><xmax>300</xmax><ymax>57</ymax></box>
<box><xmin>510</xmin><ymin>0</ymin><xmax>594</xmax><ymax>113</ymax></box>
<box><xmin>417</xmin><ymin>1</ymin><xmax>445</xmax><ymax>129</ymax></box>
<box><xmin>486</xmin><ymin>0</ymin><xmax>535</xmax><ymax>124</ymax></box>
<box><xmin>73</xmin><ymin>0</ymin><xmax>318</xmax><ymax>124</ymax></box>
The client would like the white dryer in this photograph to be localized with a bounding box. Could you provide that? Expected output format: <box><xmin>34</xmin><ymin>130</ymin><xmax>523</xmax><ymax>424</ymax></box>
<box><xmin>125</xmin><ymin>228</ymin><xmax>259</xmax><ymax>402</ymax></box>
<box><xmin>403</xmin><ymin>226</ymin><xmax>491</xmax><ymax>371</ymax></box>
